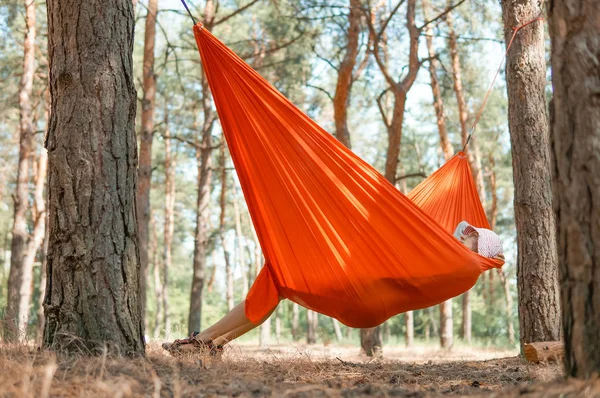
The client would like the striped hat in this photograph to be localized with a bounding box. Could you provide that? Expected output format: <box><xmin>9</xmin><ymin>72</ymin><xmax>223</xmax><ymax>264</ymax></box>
<box><xmin>463</xmin><ymin>225</ymin><xmax>503</xmax><ymax>258</ymax></box>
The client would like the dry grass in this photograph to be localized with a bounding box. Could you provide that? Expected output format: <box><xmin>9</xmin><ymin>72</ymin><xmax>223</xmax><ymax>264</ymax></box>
<box><xmin>0</xmin><ymin>341</ymin><xmax>597</xmax><ymax>397</ymax></box>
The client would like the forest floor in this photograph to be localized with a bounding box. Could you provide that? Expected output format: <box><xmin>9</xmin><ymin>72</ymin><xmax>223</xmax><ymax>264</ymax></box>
<box><xmin>0</xmin><ymin>341</ymin><xmax>598</xmax><ymax>397</ymax></box>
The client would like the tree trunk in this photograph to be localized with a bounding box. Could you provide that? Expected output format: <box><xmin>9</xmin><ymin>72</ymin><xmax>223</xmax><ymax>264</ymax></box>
<box><xmin>275</xmin><ymin>306</ymin><xmax>281</xmax><ymax>342</ymax></box>
<box><xmin>360</xmin><ymin>328</ymin><xmax>381</xmax><ymax>356</ymax></box>
<box><xmin>501</xmin><ymin>0</ymin><xmax>561</xmax><ymax>347</ymax></box>
<box><xmin>188</xmin><ymin>1</ymin><xmax>216</xmax><ymax>335</ymax></box>
<box><xmin>219</xmin><ymin>145</ymin><xmax>234</xmax><ymax>312</ymax></box>
<box><xmin>137</xmin><ymin>0</ymin><xmax>158</xmax><ymax>319</ymax></box>
<box><xmin>162</xmin><ymin>130</ymin><xmax>176</xmax><ymax>336</ymax></box>
<box><xmin>423</xmin><ymin>0</ymin><xmax>454</xmax><ymax>161</ymax></box>
<box><xmin>405</xmin><ymin>311</ymin><xmax>414</xmax><ymax>347</ymax></box>
<box><xmin>440</xmin><ymin>300</ymin><xmax>453</xmax><ymax>348</ymax></box>
<box><xmin>498</xmin><ymin>269</ymin><xmax>515</xmax><ymax>345</ymax></box>
<box><xmin>151</xmin><ymin>213</ymin><xmax>162</xmax><ymax>337</ymax></box>
<box><xmin>291</xmin><ymin>302</ymin><xmax>299</xmax><ymax>341</ymax></box>
<box><xmin>306</xmin><ymin>310</ymin><xmax>317</xmax><ymax>344</ymax></box>
<box><xmin>5</xmin><ymin>0</ymin><xmax>36</xmax><ymax>342</ymax></box>
<box><xmin>332</xmin><ymin>318</ymin><xmax>343</xmax><ymax>341</ymax></box>
<box><xmin>260</xmin><ymin>315</ymin><xmax>270</xmax><ymax>347</ymax></box>
<box><xmin>332</xmin><ymin>0</ymin><xmax>361</xmax><ymax>148</ymax></box>
<box><xmin>548</xmin><ymin>0</ymin><xmax>600</xmax><ymax>378</ymax></box>
<box><xmin>43</xmin><ymin>0</ymin><xmax>144</xmax><ymax>355</ymax></box>
<box><xmin>461</xmin><ymin>292</ymin><xmax>472</xmax><ymax>343</ymax></box>
<box><xmin>363</xmin><ymin>0</ymin><xmax>419</xmax><ymax>356</ymax></box>
<box><xmin>232</xmin><ymin>180</ymin><xmax>248</xmax><ymax>297</ymax></box>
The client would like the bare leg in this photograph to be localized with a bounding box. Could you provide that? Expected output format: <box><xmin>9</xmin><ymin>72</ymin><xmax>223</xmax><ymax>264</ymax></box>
<box><xmin>164</xmin><ymin>299</ymin><xmax>279</xmax><ymax>353</ymax></box>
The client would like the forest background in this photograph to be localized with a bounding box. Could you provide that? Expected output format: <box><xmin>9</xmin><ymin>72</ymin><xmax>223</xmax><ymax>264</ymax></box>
<box><xmin>0</xmin><ymin>0</ymin><xmax>532</xmax><ymax>349</ymax></box>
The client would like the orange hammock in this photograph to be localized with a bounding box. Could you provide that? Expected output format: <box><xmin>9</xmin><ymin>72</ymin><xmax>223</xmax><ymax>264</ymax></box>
<box><xmin>193</xmin><ymin>24</ymin><xmax>503</xmax><ymax>328</ymax></box>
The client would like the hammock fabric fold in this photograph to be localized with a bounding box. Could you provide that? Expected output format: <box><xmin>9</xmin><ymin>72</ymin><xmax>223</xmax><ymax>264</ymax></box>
<box><xmin>193</xmin><ymin>24</ymin><xmax>503</xmax><ymax>328</ymax></box>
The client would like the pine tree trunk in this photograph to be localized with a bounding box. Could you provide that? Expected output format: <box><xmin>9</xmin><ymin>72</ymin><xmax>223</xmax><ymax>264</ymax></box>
<box><xmin>306</xmin><ymin>310</ymin><xmax>317</xmax><ymax>344</ymax></box>
<box><xmin>360</xmin><ymin>327</ymin><xmax>382</xmax><ymax>356</ymax></box>
<box><xmin>275</xmin><ymin>306</ymin><xmax>281</xmax><ymax>342</ymax></box>
<box><xmin>43</xmin><ymin>0</ymin><xmax>144</xmax><ymax>355</ymax></box>
<box><xmin>440</xmin><ymin>300</ymin><xmax>453</xmax><ymax>348</ymax></box>
<box><xmin>5</xmin><ymin>0</ymin><xmax>36</xmax><ymax>342</ymax></box>
<box><xmin>332</xmin><ymin>318</ymin><xmax>343</xmax><ymax>341</ymax></box>
<box><xmin>332</xmin><ymin>0</ymin><xmax>361</xmax><ymax>148</ymax></box>
<box><xmin>498</xmin><ymin>269</ymin><xmax>515</xmax><ymax>345</ymax></box>
<box><xmin>137</xmin><ymin>0</ymin><xmax>158</xmax><ymax>318</ymax></box>
<box><xmin>188</xmin><ymin>2</ymin><xmax>216</xmax><ymax>334</ymax></box>
<box><xmin>461</xmin><ymin>293</ymin><xmax>472</xmax><ymax>343</ymax></box>
<box><xmin>219</xmin><ymin>145</ymin><xmax>234</xmax><ymax>312</ymax></box>
<box><xmin>548</xmin><ymin>0</ymin><xmax>600</xmax><ymax>378</ymax></box>
<box><xmin>405</xmin><ymin>311</ymin><xmax>414</xmax><ymax>347</ymax></box>
<box><xmin>501</xmin><ymin>0</ymin><xmax>561</xmax><ymax>346</ymax></box>
<box><xmin>423</xmin><ymin>0</ymin><xmax>454</xmax><ymax>161</ymax></box>
<box><xmin>232</xmin><ymin>181</ymin><xmax>248</xmax><ymax>297</ymax></box>
<box><xmin>291</xmin><ymin>302</ymin><xmax>299</xmax><ymax>341</ymax></box>
<box><xmin>162</xmin><ymin>132</ymin><xmax>176</xmax><ymax>336</ymax></box>
<box><xmin>151</xmin><ymin>214</ymin><xmax>162</xmax><ymax>337</ymax></box>
<box><xmin>260</xmin><ymin>315</ymin><xmax>270</xmax><ymax>347</ymax></box>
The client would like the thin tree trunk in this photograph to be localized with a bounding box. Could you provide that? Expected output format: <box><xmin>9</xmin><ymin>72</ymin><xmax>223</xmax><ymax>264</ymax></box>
<box><xmin>405</xmin><ymin>311</ymin><xmax>414</xmax><ymax>347</ymax></box>
<box><xmin>291</xmin><ymin>302</ymin><xmax>299</xmax><ymax>341</ymax></box>
<box><xmin>332</xmin><ymin>0</ymin><xmax>361</xmax><ymax>148</ymax></box>
<box><xmin>219</xmin><ymin>145</ymin><xmax>234</xmax><ymax>312</ymax></box>
<box><xmin>260</xmin><ymin>314</ymin><xmax>271</xmax><ymax>347</ymax></box>
<box><xmin>423</xmin><ymin>0</ymin><xmax>453</xmax><ymax>160</ymax></box>
<box><xmin>501</xmin><ymin>0</ymin><xmax>561</xmax><ymax>347</ymax></box>
<box><xmin>363</xmin><ymin>0</ymin><xmax>419</xmax><ymax>356</ymax></box>
<box><xmin>440</xmin><ymin>301</ymin><xmax>453</xmax><ymax>349</ymax></box>
<box><xmin>307</xmin><ymin>310</ymin><xmax>317</xmax><ymax>344</ymax></box>
<box><xmin>162</xmin><ymin>128</ymin><xmax>176</xmax><ymax>336</ymax></box>
<box><xmin>151</xmin><ymin>213</ymin><xmax>162</xmax><ymax>337</ymax></box>
<box><xmin>275</xmin><ymin>306</ymin><xmax>281</xmax><ymax>342</ymax></box>
<box><xmin>188</xmin><ymin>1</ymin><xmax>216</xmax><ymax>335</ymax></box>
<box><xmin>461</xmin><ymin>293</ymin><xmax>471</xmax><ymax>343</ymax></box>
<box><xmin>5</xmin><ymin>0</ymin><xmax>36</xmax><ymax>342</ymax></box>
<box><xmin>137</xmin><ymin>0</ymin><xmax>158</xmax><ymax>319</ymax></box>
<box><xmin>424</xmin><ymin>0</ymin><xmax>457</xmax><ymax>349</ymax></box>
<box><xmin>549</xmin><ymin>0</ymin><xmax>599</xmax><ymax>378</ymax></box>
<box><xmin>232</xmin><ymin>179</ymin><xmax>248</xmax><ymax>297</ymax></box>
<box><xmin>44</xmin><ymin>0</ymin><xmax>144</xmax><ymax>355</ymax></box>
<box><xmin>498</xmin><ymin>269</ymin><xmax>515</xmax><ymax>345</ymax></box>
<box><xmin>332</xmin><ymin>318</ymin><xmax>343</xmax><ymax>341</ymax></box>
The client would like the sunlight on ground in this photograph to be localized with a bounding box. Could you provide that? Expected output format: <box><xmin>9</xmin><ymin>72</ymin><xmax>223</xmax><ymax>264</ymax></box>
<box><xmin>1</xmin><ymin>342</ymin><xmax>595</xmax><ymax>397</ymax></box>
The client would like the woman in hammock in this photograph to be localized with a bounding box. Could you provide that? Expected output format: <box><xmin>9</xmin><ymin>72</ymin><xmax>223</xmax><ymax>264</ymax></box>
<box><xmin>162</xmin><ymin>220</ymin><xmax>504</xmax><ymax>356</ymax></box>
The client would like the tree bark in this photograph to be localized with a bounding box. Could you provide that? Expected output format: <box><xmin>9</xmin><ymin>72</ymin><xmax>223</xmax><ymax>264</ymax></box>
<box><xmin>405</xmin><ymin>311</ymin><xmax>414</xmax><ymax>347</ymax></box>
<box><xmin>501</xmin><ymin>0</ymin><xmax>561</xmax><ymax>347</ymax></box>
<box><xmin>423</xmin><ymin>0</ymin><xmax>454</xmax><ymax>161</ymax></box>
<box><xmin>232</xmin><ymin>180</ymin><xmax>248</xmax><ymax>297</ymax></box>
<box><xmin>548</xmin><ymin>0</ymin><xmax>600</xmax><ymax>378</ymax></box>
<box><xmin>43</xmin><ymin>0</ymin><xmax>144</xmax><ymax>355</ymax></box>
<box><xmin>137</xmin><ymin>0</ymin><xmax>158</xmax><ymax>318</ymax></box>
<box><xmin>218</xmin><ymin>145</ymin><xmax>234</xmax><ymax>312</ymax></box>
<box><xmin>440</xmin><ymin>300</ymin><xmax>453</xmax><ymax>348</ymax></box>
<box><xmin>188</xmin><ymin>1</ymin><xmax>216</xmax><ymax>335</ymax></box>
<box><xmin>307</xmin><ymin>310</ymin><xmax>317</xmax><ymax>344</ymax></box>
<box><xmin>5</xmin><ymin>0</ymin><xmax>36</xmax><ymax>342</ymax></box>
<box><xmin>151</xmin><ymin>213</ymin><xmax>162</xmax><ymax>337</ymax></box>
<box><xmin>498</xmin><ymin>269</ymin><xmax>516</xmax><ymax>345</ymax></box>
<box><xmin>363</xmin><ymin>0</ymin><xmax>419</xmax><ymax>356</ymax></box>
<box><xmin>292</xmin><ymin>302</ymin><xmax>299</xmax><ymax>340</ymax></box>
<box><xmin>162</xmin><ymin>128</ymin><xmax>176</xmax><ymax>336</ymax></box>
<box><xmin>332</xmin><ymin>0</ymin><xmax>361</xmax><ymax>148</ymax></box>
<box><xmin>461</xmin><ymin>292</ymin><xmax>471</xmax><ymax>343</ymax></box>
<box><xmin>332</xmin><ymin>318</ymin><xmax>343</xmax><ymax>341</ymax></box>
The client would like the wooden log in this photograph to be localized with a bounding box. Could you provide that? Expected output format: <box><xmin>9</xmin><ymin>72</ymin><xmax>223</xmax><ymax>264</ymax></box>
<box><xmin>523</xmin><ymin>341</ymin><xmax>564</xmax><ymax>363</ymax></box>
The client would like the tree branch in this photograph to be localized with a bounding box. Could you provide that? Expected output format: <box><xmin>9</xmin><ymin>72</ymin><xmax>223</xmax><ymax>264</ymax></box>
<box><xmin>307</xmin><ymin>84</ymin><xmax>334</xmax><ymax>102</ymax></box>
<box><xmin>418</xmin><ymin>0</ymin><xmax>468</xmax><ymax>30</ymax></box>
<box><xmin>214</xmin><ymin>0</ymin><xmax>262</xmax><ymax>26</ymax></box>
<box><xmin>395</xmin><ymin>172</ymin><xmax>427</xmax><ymax>182</ymax></box>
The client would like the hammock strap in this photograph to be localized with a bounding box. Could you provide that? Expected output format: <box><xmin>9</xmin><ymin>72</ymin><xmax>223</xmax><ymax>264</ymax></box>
<box><xmin>463</xmin><ymin>15</ymin><xmax>544</xmax><ymax>152</ymax></box>
<box><xmin>180</xmin><ymin>0</ymin><xmax>197</xmax><ymax>25</ymax></box>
